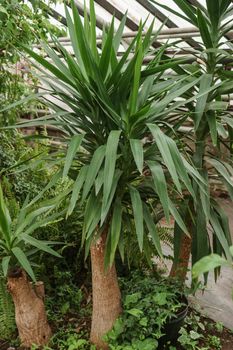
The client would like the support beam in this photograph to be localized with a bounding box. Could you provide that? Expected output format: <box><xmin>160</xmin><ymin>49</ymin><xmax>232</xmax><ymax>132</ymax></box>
<box><xmin>94</xmin><ymin>0</ymin><xmax>161</xmax><ymax>48</ymax></box>
<box><xmin>41</xmin><ymin>26</ymin><xmax>200</xmax><ymax>45</ymax></box>
<box><xmin>136</xmin><ymin>0</ymin><xmax>201</xmax><ymax>49</ymax></box>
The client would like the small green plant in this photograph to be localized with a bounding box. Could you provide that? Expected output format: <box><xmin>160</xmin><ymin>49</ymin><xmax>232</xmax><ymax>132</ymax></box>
<box><xmin>105</xmin><ymin>272</ymin><xmax>186</xmax><ymax>349</ymax></box>
<box><xmin>39</xmin><ymin>329</ymin><xmax>96</xmax><ymax>350</ymax></box>
<box><xmin>177</xmin><ymin>310</ymin><xmax>223</xmax><ymax>350</ymax></box>
<box><xmin>215</xmin><ymin>322</ymin><xmax>224</xmax><ymax>333</ymax></box>
<box><xmin>178</xmin><ymin>327</ymin><xmax>202</xmax><ymax>350</ymax></box>
<box><xmin>207</xmin><ymin>335</ymin><xmax>221</xmax><ymax>350</ymax></box>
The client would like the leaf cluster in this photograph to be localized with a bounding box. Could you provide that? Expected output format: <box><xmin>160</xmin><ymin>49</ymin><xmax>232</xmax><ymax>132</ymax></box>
<box><xmin>105</xmin><ymin>272</ymin><xmax>186</xmax><ymax>349</ymax></box>
<box><xmin>14</xmin><ymin>0</ymin><xmax>210</xmax><ymax>268</ymax></box>
<box><xmin>0</xmin><ymin>184</ymin><xmax>65</xmax><ymax>281</ymax></box>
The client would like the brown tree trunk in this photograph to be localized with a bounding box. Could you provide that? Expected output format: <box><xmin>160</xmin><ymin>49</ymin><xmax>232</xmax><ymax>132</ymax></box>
<box><xmin>90</xmin><ymin>233</ymin><xmax>122</xmax><ymax>350</ymax></box>
<box><xmin>169</xmin><ymin>233</ymin><xmax>192</xmax><ymax>282</ymax></box>
<box><xmin>7</xmin><ymin>268</ymin><xmax>51</xmax><ymax>348</ymax></box>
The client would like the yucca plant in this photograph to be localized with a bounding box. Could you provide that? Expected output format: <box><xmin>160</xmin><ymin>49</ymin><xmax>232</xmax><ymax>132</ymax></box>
<box><xmin>2</xmin><ymin>1</ymin><xmax>224</xmax><ymax>348</ymax></box>
<box><xmin>151</xmin><ymin>0</ymin><xmax>233</xmax><ymax>281</ymax></box>
<box><xmin>0</xmin><ymin>184</ymin><xmax>63</xmax><ymax>347</ymax></box>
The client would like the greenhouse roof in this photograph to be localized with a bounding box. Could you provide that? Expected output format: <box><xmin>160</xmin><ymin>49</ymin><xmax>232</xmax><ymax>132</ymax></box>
<box><xmin>45</xmin><ymin>1</ymin><xmax>232</xmax><ymax>49</ymax></box>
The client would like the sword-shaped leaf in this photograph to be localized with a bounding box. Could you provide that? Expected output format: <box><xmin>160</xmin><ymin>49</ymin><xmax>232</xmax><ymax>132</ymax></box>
<box><xmin>12</xmin><ymin>247</ymin><xmax>35</xmax><ymax>282</ymax></box>
<box><xmin>130</xmin><ymin>139</ymin><xmax>144</xmax><ymax>174</ymax></box>
<box><xmin>63</xmin><ymin>134</ymin><xmax>84</xmax><ymax>178</ymax></box>
<box><xmin>129</xmin><ymin>186</ymin><xmax>144</xmax><ymax>252</ymax></box>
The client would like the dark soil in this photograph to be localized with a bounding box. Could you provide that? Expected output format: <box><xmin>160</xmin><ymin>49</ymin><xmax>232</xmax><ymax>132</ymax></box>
<box><xmin>200</xmin><ymin>316</ymin><xmax>233</xmax><ymax>350</ymax></box>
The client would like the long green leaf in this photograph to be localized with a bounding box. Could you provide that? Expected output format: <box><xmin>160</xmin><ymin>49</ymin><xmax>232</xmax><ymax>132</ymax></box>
<box><xmin>197</xmin><ymin>9</ymin><xmax>213</xmax><ymax>49</ymax></box>
<box><xmin>22</xmin><ymin>234</ymin><xmax>61</xmax><ymax>258</ymax></box>
<box><xmin>109</xmin><ymin>197</ymin><xmax>122</xmax><ymax>266</ymax></box>
<box><xmin>12</xmin><ymin>247</ymin><xmax>36</xmax><ymax>282</ymax></box>
<box><xmin>206</xmin><ymin>0</ymin><xmax>219</xmax><ymax>29</ymax></box>
<box><xmin>23</xmin><ymin>46</ymin><xmax>76</xmax><ymax>87</ymax></box>
<box><xmin>103</xmin><ymin>131</ymin><xmax>121</xmax><ymax>208</ymax></box>
<box><xmin>143</xmin><ymin>203</ymin><xmax>162</xmax><ymax>257</ymax></box>
<box><xmin>89</xmin><ymin>0</ymin><xmax>98</xmax><ymax>60</ymax></box>
<box><xmin>129</xmin><ymin>33</ymin><xmax>143</xmax><ymax>116</ymax></box>
<box><xmin>68</xmin><ymin>165</ymin><xmax>88</xmax><ymax>216</ymax></box>
<box><xmin>27</xmin><ymin>170</ymin><xmax>62</xmax><ymax>207</ymax></box>
<box><xmin>99</xmin><ymin>18</ymin><xmax>114</xmax><ymax>79</ymax></box>
<box><xmin>130</xmin><ymin>139</ymin><xmax>144</xmax><ymax>174</ymax></box>
<box><xmin>82</xmin><ymin>145</ymin><xmax>106</xmax><ymax>201</ymax></box>
<box><xmin>192</xmin><ymin>254</ymin><xmax>228</xmax><ymax>279</ymax></box>
<box><xmin>113</xmin><ymin>12</ymin><xmax>127</xmax><ymax>52</ymax></box>
<box><xmin>129</xmin><ymin>186</ymin><xmax>144</xmax><ymax>252</ymax></box>
<box><xmin>172</xmin><ymin>0</ymin><xmax>198</xmax><ymax>26</ymax></box>
<box><xmin>0</xmin><ymin>186</ymin><xmax>11</xmax><ymax>246</ymax></box>
<box><xmin>101</xmin><ymin>169</ymin><xmax>122</xmax><ymax>225</ymax></box>
<box><xmin>2</xmin><ymin>256</ymin><xmax>11</xmax><ymax>277</ymax></box>
<box><xmin>63</xmin><ymin>134</ymin><xmax>83</xmax><ymax>177</ymax></box>
<box><xmin>195</xmin><ymin>74</ymin><xmax>212</xmax><ymax>130</ymax></box>
<box><xmin>168</xmin><ymin>199</ymin><xmax>188</xmax><ymax>235</ymax></box>
<box><xmin>210</xmin><ymin>209</ymin><xmax>232</xmax><ymax>261</ymax></box>
<box><xmin>148</xmin><ymin>124</ymin><xmax>181</xmax><ymax>193</ymax></box>
<box><xmin>147</xmin><ymin>161</ymin><xmax>170</xmax><ymax>222</ymax></box>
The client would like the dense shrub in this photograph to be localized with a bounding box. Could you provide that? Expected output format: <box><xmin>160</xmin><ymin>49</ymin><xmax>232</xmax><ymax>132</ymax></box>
<box><xmin>105</xmin><ymin>272</ymin><xmax>186</xmax><ymax>350</ymax></box>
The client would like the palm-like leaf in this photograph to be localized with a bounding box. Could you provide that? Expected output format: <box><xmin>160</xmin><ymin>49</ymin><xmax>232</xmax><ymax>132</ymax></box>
<box><xmin>149</xmin><ymin>0</ymin><xmax>233</xmax><ymax>270</ymax></box>
<box><xmin>10</xmin><ymin>0</ymin><xmax>213</xmax><ymax>266</ymax></box>
<box><xmin>0</xmin><ymin>186</ymin><xmax>63</xmax><ymax>281</ymax></box>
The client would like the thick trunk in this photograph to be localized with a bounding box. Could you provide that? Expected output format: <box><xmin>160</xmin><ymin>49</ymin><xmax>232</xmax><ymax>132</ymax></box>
<box><xmin>169</xmin><ymin>233</ymin><xmax>192</xmax><ymax>282</ymax></box>
<box><xmin>7</xmin><ymin>268</ymin><xmax>51</xmax><ymax>348</ymax></box>
<box><xmin>90</xmin><ymin>234</ymin><xmax>122</xmax><ymax>350</ymax></box>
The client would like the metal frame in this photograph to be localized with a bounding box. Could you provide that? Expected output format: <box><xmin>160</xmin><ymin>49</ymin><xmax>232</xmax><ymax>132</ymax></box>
<box><xmin>43</xmin><ymin>0</ymin><xmax>232</xmax><ymax>51</ymax></box>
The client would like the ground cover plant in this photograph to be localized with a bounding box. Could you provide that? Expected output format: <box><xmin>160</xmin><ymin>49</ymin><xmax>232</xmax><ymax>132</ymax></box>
<box><xmin>2</xmin><ymin>269</ymin><xmax>233</xmax><ymax>350</ymax></box>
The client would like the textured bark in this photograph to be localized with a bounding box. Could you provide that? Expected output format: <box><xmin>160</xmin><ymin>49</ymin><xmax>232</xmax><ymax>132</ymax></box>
<box><xmin>169</xmin><ymin>233</ymin><xmax>192</xmax><ymax>282</ymax></box>
<box><xmin>7</xmin><ymin>268</ymin><xmax>51</xmax><ymax>348</ymax></box>
<box><xmin>90</xmin><ymin>233</ymin><xmax>122</xmax><ymax>350</ymax></box>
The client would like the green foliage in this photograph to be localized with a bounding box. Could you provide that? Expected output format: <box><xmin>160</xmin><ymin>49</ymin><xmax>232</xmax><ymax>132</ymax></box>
<box><xmin>178</xmin><ymin>327</ymin><xmax>203</xmax><ymax>350</ymax></box>
<box><xmin>177</xmin><ymin>311</ymin><xmax>223</xmax><ymax>350</ymax></box>
<box><xmin>46</xmin><ymin>269</ymin><xmax>84</xmax><ymax>322</ymax></box>
<box><xmin>0</xmin><ymin>182</ymin><xmax>64</xmax><ymax>281</ymax></box>
<box><xmin>0</xmin><ymin>130</ymin><xmax>50</xmax><ymax>204</ymax></box>
<box><xmin>105</xmin><ymin>272</ymin><xmax>186</xmax><ymax>349</ymax></box>
<box><xmin>192</xmin><ymin>247</ymin><xmax>233</xmax><ymax>298</ymax></box>
<box><xmin>0</xmin><ymin>277</ymin><xmax>16</xmax><ymax>339</ymax></box>
<box><xmin>0</xmin><ymin>0</ymin><xmax>65</xmax><ymax>125</ymax></box>
<box><xmin>0</xmin><ymin>0</ymin><xmax>62</xmax><ymax>64</ymax></box>
<box><xmin>150</xmin><ymin>0</ymin><xmax>233</xmax><ymax>276</ymax></box>
<box><xmin>15</xmin><ymin>0</ymin><xmax>207</xmax><ymax>267</ymax></box>
<box><xmin>192</xmin><ymin>250</ymin><xmax>233</xmax><ymax>278</ymax></box>
<box><xmin>177</xmin><ymin>312</ymin><xmax>205</xmax><ymax>350</ymax></box>
<box><xmin>207</xmin><ymin>335</ymin><xmax>221</xmax><ymax>350</ymax></box>
<box><xmin>38</xmin><ymin>330</ymin><xmax>95</xmax><ymax>350</ymax></box>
